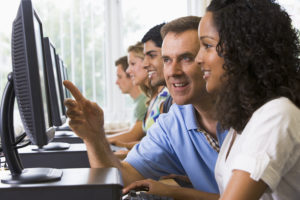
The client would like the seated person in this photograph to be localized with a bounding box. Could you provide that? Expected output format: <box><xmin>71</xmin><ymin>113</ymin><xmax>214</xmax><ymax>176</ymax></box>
<box><xmin>63</xmin><ymin>16</ymin><xmax>227</xmax><ymax>197</ymax></box>
<box><xmin>109</xmin><ymin>31</ymin><xmax>170</xmax><ymax>154</ymax></box>
<box><xmin>108</xmin><ymin>42</ymin><xmax>150</xmax><ymax>152</ymax></box>
<box><xmin>124</xmin><ymin>0</ymin><xmax>300</xmax><ymax>199</ymax></box>
<box><xmin>105</xmin><ymin>56</ymin><xmax>147</xmax><ymax>136</ymax></box>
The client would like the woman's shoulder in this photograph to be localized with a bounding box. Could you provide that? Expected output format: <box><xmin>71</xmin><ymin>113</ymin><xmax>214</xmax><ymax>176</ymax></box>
<box><xmin>255</xmin><ymin>97</ymin><xmax>299</xmax><ymax>116</ymax></box>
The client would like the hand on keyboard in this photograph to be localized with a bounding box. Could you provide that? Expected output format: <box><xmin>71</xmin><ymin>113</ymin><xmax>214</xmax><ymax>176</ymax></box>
<box><xmin>122</xmin><ymin>179</ymin><xmax>176</xmax><ymax>200</ymax></box>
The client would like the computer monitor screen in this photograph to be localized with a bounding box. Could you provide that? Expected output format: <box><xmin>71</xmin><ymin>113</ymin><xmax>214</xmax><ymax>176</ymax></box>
<box><xmin>55</xmin><ymin>54</ymin><xmax>67</xmax><ymax>115</ymax></box>
<box><xmin>12</xmin><ymin>0</ymin><xmax>55</xmax><ymax>146</ymax></box>
<box><xmin>43</xmin><ymin>37</ymin><xmax>66</xmax><ymax>126</ymax></box>
<box><xmin>63</xmin><ymin>66</ymin><xmax>71</xmax><ymax>98</ymax></box>
<box><xmin>34</xmin><ymin>16</ymin><xmax>51</xmax><ymax>132</ymax></box>
<box><xmin>59</xmin><ymin>59</ymin><xmax>71</xmax><ymax>99</ymax></box>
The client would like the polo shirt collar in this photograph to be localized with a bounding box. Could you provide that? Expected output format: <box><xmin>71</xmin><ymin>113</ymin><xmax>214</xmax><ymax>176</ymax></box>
<box><xmin>183</xmin><ymin>104</ymin><xmax>199</xmax><ymax>131</ymax></box>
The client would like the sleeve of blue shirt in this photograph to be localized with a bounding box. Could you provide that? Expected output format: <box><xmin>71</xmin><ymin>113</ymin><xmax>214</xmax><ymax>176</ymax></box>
<box><xmin>125</xmin><ymin>110</ymin><xmax>186</xmax><ymax>180</ymax></box>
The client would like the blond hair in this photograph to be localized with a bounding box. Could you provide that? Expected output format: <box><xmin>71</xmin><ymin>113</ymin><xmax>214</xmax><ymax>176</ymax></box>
<box><xmin>127</xmin><ymin>42</ymin><xmax>144</xmax><ymax>59</ymax></box>
<box><xmin>127</xmin><ymin>42</ymin><xmax>158</xmax><ymax>105</ymax></box>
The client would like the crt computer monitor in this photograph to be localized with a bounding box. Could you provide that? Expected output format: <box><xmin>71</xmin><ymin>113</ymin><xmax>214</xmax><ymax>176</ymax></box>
<box><xmin>43</xmin><ymin>37</ymin><xmax>66</xmax><ymax>126</ymax></box>
<box><xmin>0</xmin><ymin>0</ymin><xmax>62</xmax><ymax>184</ymax></box>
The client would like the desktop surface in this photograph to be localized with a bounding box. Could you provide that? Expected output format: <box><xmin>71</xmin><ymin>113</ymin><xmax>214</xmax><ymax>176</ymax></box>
<box><xmin>18</xmin><ymin>143</ymin><xmax>127</xmax><ymax>168</ymax></box>
<box><xmin>53</xmin><ymin>131</ymin><xmax>83</xmax><ymax>144</ymax></box>
<box><xmin>18</xmin><ymin>143</ymin><xmax>90</xmax><ymax>168</ymax></box>
<box><xmin>0</xmin><ymin>167</ymin><xmax>123</xmax><ymax>200</ymax></box>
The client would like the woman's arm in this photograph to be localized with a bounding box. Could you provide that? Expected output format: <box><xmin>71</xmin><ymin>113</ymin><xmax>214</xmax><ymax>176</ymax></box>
<box><xmin>107</xmin><ymin>120</ymin><xmax>144</xmax><ymax>143</ymax></box>
<box><xmin>105</xmin><ymin>127</ymin><xmax>130</xmax><ymax>135</ymax></box>
<box><xmin>220</xmin><ymin>170</ymin><xmax>268</xmax><ymax>200</ymax></box>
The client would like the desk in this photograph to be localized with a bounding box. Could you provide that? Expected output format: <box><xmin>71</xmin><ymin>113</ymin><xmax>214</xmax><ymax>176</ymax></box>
<box><xmin>18</xmin><ymin>143</ymin><xmax>90</xmax><ymax>168</ymax></box>
<box><xmin>0</xmin><ymin>167</ymin><xmax>123</xmax><ymax>200</ymax></box>
<box><xmin>18</xmin><ymin>143</ymin><xmax>127</xmax><ymax>168</ymax></box>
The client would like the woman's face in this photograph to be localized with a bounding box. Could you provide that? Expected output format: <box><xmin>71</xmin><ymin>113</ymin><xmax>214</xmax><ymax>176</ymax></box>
<box><xmin>126</xmin><ymin>52</ymin><xmax>148</xmax><ymax>85</ymax></box>
<box><xmin>196</xmin><ymin>11</ymin><xmax>225</xmax><ymax>93</ymax></box>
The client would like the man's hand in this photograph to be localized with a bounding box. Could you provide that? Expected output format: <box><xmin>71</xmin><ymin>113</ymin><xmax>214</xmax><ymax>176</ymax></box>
<box><xmin>63</xmin><ymin>80</ymin><xmax>105</xmax><ymax>143</ymax></box>
<box><xmin>63</xmin><ymin>80</ymin><xmax>147</xmax><ymax>186</ymax></box>
<box><xmin>123</xmin><ymin>179</ymin><xmax>178</xmax><ymax>197</ymax></box>
<box><xmin>123</xmin><ymin>179</ymin><xmax>220</xmax><ymax>200</ymax></box>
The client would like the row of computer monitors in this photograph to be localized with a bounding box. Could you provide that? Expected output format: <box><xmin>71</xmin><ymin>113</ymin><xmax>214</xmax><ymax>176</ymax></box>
<box><xmin>43</xmin><ymin>37</ymin><xmax>70</xmax><ymax>127</ymax></box>
<box><xmin>11</xmin><ymin>0</ymin><xmax>70</xmax><ymax>147</ymax></box>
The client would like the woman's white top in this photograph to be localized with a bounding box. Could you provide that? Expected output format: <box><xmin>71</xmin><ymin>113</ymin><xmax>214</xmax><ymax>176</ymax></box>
<box><xmin>215</xmin><ymin>97</ymin><xmax>300</xmax><ymax>200</ymax></box>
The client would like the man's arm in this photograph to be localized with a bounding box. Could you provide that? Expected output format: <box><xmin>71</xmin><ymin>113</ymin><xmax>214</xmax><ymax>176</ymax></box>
<box><xmin>123</xmin><ymin>179</ymin><xmax>219</xmax><ymax>200</ymax></box>
<box><xmin>63</xmin><ymin>80</ymin><xmax>146</xmax><ymax>186</ymax></box>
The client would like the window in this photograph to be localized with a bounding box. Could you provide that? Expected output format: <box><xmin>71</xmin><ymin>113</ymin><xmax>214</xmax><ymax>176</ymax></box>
<box><xmin>277</xmin><ymin>0</ymin><xmax>300</xmax><ymax>31</ymax></box>
<box><xmin>121</xmin><ymin>0</ymin><xmax>188</xmax><ymax>51</ymax></box>
<box><xmin>0</xmin><ymin>0</ymin><xmax>209</xmax><ymax>125</ymax></box>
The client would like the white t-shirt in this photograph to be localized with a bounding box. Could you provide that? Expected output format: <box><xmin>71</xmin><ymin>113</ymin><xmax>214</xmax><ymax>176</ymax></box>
<box><xmin>215</xmin><ymin>97</ymin><xmax>300</xmax><ymax>200</ymax></box>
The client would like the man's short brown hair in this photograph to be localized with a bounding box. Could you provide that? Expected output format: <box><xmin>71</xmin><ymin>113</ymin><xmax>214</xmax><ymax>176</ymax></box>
<box><xmin>115</xmin><ymin>56</ymin><xmax>130</xmax><ymax>77</ymax></box>
<box><xmin>160</xmin><ymin>16</ymin><xmax>201</xmax><ymax>39</ymax></box>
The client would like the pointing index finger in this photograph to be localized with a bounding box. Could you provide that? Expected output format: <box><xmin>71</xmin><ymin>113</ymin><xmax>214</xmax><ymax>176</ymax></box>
<box><xmin>63</xmin><ymin>80</ymin><xmax>86</xmax><ymax>103</ymax></box>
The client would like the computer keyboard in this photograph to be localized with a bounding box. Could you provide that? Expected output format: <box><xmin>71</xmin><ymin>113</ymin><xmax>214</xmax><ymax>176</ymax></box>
<box><xmin>123</xmin><ymin>190</ymin><xmax>174</xmax><ymax>200</ymax></box>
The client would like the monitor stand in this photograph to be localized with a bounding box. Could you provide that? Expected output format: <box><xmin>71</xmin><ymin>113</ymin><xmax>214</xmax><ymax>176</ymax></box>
<box><xmin>53</xmin><ymin>131</ymin><xmax>83</xmax><ymax>144</ymax></box>
<box><xmin>0</xmin><ymin>73</ymin><xmax>62</xmax><ymax>184</ymax></box>
<box><xmin>31</xmin><ymin>142</ymin><xmax>71</xmax><ymax>151</ymax></box>
<box><xmin>0</xmin><ymin>167</ymin><xmax>123</xmax><ymax>200</ymax></box>
<box><xmin>1</xmin><ymin>168</ymin><xmax>62</xmax><ymax>184</ymax></box>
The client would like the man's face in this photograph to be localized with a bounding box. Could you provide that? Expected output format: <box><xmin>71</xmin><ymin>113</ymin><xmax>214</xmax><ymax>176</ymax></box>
<box><xmin>115</xmin><ymin>65</ymin><xmax>134</xmax><ymax>94</ymax></box>
<box><xmin>143</xmin><ymin>40</ymin><xmax>165</xmax><ymax>87</ymax></box>
<box><xmin>162</xmin><ymin>30</ymin><xmax>207</xmax><ymax>105</ymax></box>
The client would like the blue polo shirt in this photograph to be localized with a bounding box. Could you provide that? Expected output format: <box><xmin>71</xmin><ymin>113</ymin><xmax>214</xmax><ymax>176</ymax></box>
<box><xmin>125</xmin><ymin>104</ymin><xmax>227</xmax><ymax>193</ymax></box>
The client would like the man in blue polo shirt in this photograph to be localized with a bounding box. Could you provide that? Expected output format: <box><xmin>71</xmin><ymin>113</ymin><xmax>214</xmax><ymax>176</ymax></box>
<box><xmin>63</xmin><ymin>16</ymin><xmax>227</xmax><ymax>196</ymax></box>
<box><xmin>124</xmin><ymin>16</ymin><xmax>227</xmax><ymax>194</ymax></box>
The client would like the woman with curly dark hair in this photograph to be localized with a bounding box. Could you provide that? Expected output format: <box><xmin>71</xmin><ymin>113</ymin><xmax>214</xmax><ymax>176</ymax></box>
<box><xmin>196</xmin><ymin>0</ymin><xmax>300</xmax><ymax>199</ymax></box>
<box><xmin>122</xmin><ymin>0</ymin><xmax>300</xmax><ymax>199</ymax></box>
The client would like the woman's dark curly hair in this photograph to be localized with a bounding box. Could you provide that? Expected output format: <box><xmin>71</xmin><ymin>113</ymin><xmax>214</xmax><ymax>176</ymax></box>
<box><xmin>207</xmin><ymin>0</ymin><xmax>300</xmax><ymax>132</ymax></box>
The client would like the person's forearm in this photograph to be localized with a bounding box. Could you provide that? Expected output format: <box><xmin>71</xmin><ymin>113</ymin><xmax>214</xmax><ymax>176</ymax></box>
<box><xmin>84</xmin><ymin>134</ymin><xmax>145</xmax><ymax>187</ymax></box>
<box><xmin>105</xmin><ymin>127</ymin><xmax>129</xmax><ymax>135</ymax></box>
<box><xmin>166</xmin><ymin>186</ymin><xmax>220</xmax><ymax>200</ymax></box>
<box><xmin>120</xmin><ymin>161</ymin><xmax>145</xmax><ymax>186</ymax></box>
<box><xmin>107</xmin><ymin>130</ymin><xmax>137</xmax><ymax>143</ymax></box>
<box><xmin>85</xmin><ymin>132</ymin><xmax>122</xmax><ymax>168</ymax></box>
<box><xmin>108</xmin><ymin>121</ymin><xmax>144</xmax><ymax>143</ymax></box>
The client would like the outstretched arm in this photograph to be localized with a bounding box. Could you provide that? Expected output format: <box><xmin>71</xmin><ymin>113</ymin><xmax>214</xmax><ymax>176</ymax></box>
<box><xmin>63</xmin><ymin>80</ymin><xmax>145</xmax><ymax>186</ymax></box>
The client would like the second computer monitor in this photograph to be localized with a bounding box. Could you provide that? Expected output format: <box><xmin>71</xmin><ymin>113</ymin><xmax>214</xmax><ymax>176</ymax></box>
<box><xmin>43</xmin><ymin>37</ymin><xmax>66</xmax><ymax>127</ymax></box>
<box><xmin>56</xmin><ymin>56</ymin><xmax>71</xmax><ymax>99</ymax></box>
